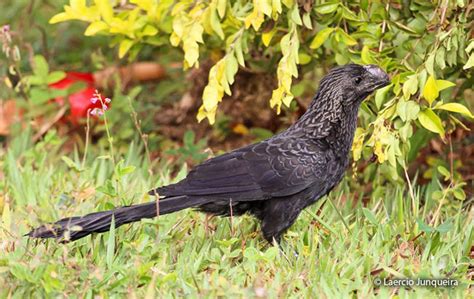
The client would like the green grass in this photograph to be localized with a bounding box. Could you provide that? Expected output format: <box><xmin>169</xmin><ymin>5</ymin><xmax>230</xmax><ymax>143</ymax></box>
<box><xmin>0</xmin><ymin>130</ymin><xmax>472</xmax><ymax>298</ymax></box>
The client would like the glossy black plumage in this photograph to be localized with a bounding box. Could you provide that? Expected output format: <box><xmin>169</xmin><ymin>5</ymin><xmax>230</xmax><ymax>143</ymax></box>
<box><xmin>28</xmin><ymin>64</ymin><xmax>390</xmax><ymax>243</ymax></box>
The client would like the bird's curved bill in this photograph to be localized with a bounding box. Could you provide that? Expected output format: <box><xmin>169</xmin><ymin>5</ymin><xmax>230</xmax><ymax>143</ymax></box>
<box><xmin>364</xmin><ymin>65</ymin><xmax>391</xmax><ymax>89</ymax></box>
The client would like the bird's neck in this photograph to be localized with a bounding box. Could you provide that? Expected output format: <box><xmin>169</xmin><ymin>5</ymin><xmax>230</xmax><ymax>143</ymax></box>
<box><xmin>293</xmin><ymin>95</ymin><xmax>360</xmax><ymax>158</ymax></box>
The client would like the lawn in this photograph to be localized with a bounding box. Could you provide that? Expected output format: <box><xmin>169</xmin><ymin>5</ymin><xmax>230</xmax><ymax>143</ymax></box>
<box><xmin>0</xmin><ymin>130</ymin><xmax>472</xmax><ymax>298</ymax></box>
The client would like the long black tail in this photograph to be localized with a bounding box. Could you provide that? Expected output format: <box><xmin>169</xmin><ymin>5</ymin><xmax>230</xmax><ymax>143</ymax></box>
<box><xmin>27</xmin><ymin>196</ymin><xmax>204</xmax><ymax>242</ymax></box>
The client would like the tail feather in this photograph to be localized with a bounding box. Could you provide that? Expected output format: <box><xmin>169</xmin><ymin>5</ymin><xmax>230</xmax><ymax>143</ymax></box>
<box><xmin>27</xmin><ymin>196</ymin><xmax>204</xmax><ymax>242</ymax></box>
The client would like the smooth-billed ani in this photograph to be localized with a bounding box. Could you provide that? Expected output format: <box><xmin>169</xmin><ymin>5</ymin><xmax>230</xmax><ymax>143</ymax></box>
<box><xmin>28</xmin><ymin>64</ymin><xmax>390</xmax><ymax>243</ymax></box>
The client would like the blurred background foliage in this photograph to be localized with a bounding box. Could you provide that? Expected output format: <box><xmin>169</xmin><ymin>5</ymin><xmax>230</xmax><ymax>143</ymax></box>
<box><xmin>0</xmin><ymin>0</ymin><xmax>473</xmax><ymax>203</ymax></box>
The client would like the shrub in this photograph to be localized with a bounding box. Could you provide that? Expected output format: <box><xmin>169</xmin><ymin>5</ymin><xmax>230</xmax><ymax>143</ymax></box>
<box><xmin>47</xmin><ymin>0</ymin><xmax>473</xmax><ymax>187</ymax></box>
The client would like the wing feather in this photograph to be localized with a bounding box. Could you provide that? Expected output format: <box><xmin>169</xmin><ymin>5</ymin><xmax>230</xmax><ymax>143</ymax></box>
<box><xmin>150</xmin><ymin>136</ymin><xmax>329</xmax><ymax>201</ymax></box>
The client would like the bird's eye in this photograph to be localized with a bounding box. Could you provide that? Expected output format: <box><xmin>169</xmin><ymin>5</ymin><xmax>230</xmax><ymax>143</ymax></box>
<box><xmin>354</xmin><ymin>77</ymin><xmax>362</xmax><ymax>84</ymax></box>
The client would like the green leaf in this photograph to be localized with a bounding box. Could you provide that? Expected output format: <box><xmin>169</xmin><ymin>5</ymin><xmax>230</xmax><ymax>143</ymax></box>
<box><xmin>119</xmin><ymin>165</ymin><xmax>136</xmax><ymax>177</ymax></box>
<box><xmin>436</xmin><ymin>221</ymin><xmax>453</xmax><ymax>233</ymax></box>
<box><xmin>362</xmin><ymin>208</ymin><xmax>378</xmax><ymax>225</ymax></box>
<box><xmin>425</xmin><ymin>54</ymin><xmax>435</xmax><ymax>75</ymax></box>
<box><xmin>417</xmin><ymin>219</ymin><xmax>452</xmax><ymax>233</ymax></box>
<box><xmin>435</xmin><ymin>47</ymin><xmax>446</xmax><ymax>70</ymax></box>
<box><xmin>29</xmin><ymin>87</ymin><xmax>54</xmax><ymax>104</ymax></box>
<box><xmin>374</xmin><ymin>84</ymin><xmax>392</xmax><ymax>109</ymax></box>
<box><xmin>302</xmin><ymin>12</ymin><xmax>312</xmax><ymax>29</ymax></box>
<box><xmin>437</xmin><ymin>165</ymin><xmax>450</xmax><ymax>180</ymax></box>
<box><xmin>402</xmin><ymin>75</ymin><xmax>418</xmax><ymax>99</ymax></box>
<box><xmin>396</xmin><ymin>100</ymin><xmax>420</xmax><ymax>122</ymax></box>
<box><xmin>453</xmin><ymin>188</ymin><xmax>466</xmax><ymax>200</ymax></box>
<box><xmin>417</xmin><ymin>218</ymin><xmax>434</xmax><ymax>233</ymax></box>
<box><xmin>210</xmin><ymin>8</ymin><xmax>224</xmax><ymax>39</ymax></box>
<box><xmin>422</xmin><ymin>76</ymin><xmax>439</xmax><ymax>105</ymax></box>
<box><xmin>309</xmin><ymin>28</ymin><xmax>334</xmax><ymax>49</ymax></box>
<box><xmin>464</xmin><ymin>54</ymin><xmax>474</xmax><ymax>70</ymax></box>
<box><xmin>61</xmin><ymin>156</ymin><xmax>83</xmax><ymax>172</ymax></box>
<box><xmin>28</xmin><ymin>75</ymin><xmax>46</xmax><ymax>86</ymax></box>
<box><xmin>341</xmin><ymin>6</ymin><xmax>359</xmax><ymax>21</ymax></box>
<box><xmin>418</xmin><ymin>109</ymin><xmax>445</xmax><ymax>136</ymax></box>
<box><xmin>336</xmin><ymin>29</ymin><xmax>357</xmax><ymax>46</ymax></box>
<box><xmin>47</xmin><ymin>71</ymin><xmax>66</xmax><ymax>84</ymax></box>
<box><xmin>106</xmin><ymin>215</ymin><xmax>116</xmax><ymax>269</ymax></box>
<box><xmin>33</xmin><ymin>55</ymin><xmax>49</xmax><ymax>77</ymax></box>
<box><xmin>97</xmin><ymin>179</ymin><xmax>118</xmax><ymax>197</ymax></box>
<box><xmin>314</xmin><ymin>3</ymin><xmax>339</xmax><ymax>14</ymax></box>
<box><xmin>435</xmin><ymin>103</ymin><xmax>473</xmax><ymax>118</ymax></box>
<box><xmin>289</xmin><ymin>5</ymin><xmax>302</xmax><ymax>25</ymax></box>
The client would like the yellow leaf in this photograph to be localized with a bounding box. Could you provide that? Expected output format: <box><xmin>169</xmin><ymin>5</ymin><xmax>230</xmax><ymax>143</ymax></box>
<box><xmin>197</xmin><ymin>106</ymin><xmax>207</xmax><ymax>122</ymax></box>
<box><xmin>210</xmin><ymin>7</ymin><xmax>224</xmax><ymax>39</ymax></box>
<box><xmin>282</xmin><ymin>94</ymin><xmax>294</xmax><ymax>107</ymax></box>
<box><xmin>374</xmin><ymin>141</ymin><xmax>386</xmax><ymax>163</ymax></box>
<box><xmin>131</xmin><ymin>0</ymin><xmax>153</xmax><ymax>12</ymax></box>
<box><xmin>418</xmin><ymin>109</ymin><xmax>445</xmax><ymax>136</ymax></box>
<box><xmin>436</xmin><ymin>103</ymin><xmax>473</xmax><ymax>118</ymax></box>
<box><xmin>71</xmin><ymin>0</ymin><xmax>86</xmax><ymax>9</ymax></box>
<box><xmin>262</xmin><ymin>28</ymin><xmax>277</xmax><ymax>47</ymax></box>
<box><xmin>142</xmin><ymin>25</ymin><xmax>158</xmax><ymax>36</ymax></box>
<box><xmin>259</xmin><ymin>0</ymin><xmax>273</xmax><ymax>16</ymax></box>
<box><xmin>183</xmin><ymin>41</ymin><xmax>200</xmax><ymax>67</ymax></box>
<box><xmin>361</xmin><ymin>45</ymin><xmax>375</xmax><ymax>64</ymax></box>
<box><xmin>84</xmin><ymin>21</ymin><xmax>109</xmax><ymax>36</ymax></box>
<box><xmin>271</xmin><ymin>0</ymin><xmax>282</xmax><ymax>17</ymax></box>
<box><xmin>49</xmin><ymin>12</ymin><xmax>72</xmax><ymax>24</ymax></box>
<box><xmin>94</xmin><ymin>0</ymin><xmax>114</xmax><ymax>22</ymax></box>
<box><xmin>118</xmin><ymin>39</ymin><xmax>134</xmax><ymax>58</ymax></box>
<box><xmin>207</xmin><ymin>107</ymin><xmax>217</xmax><ymax>124</ymax></box>
<box><xmin>172</xmin><ymin>17</ymin><xmax>184</xmax><ymax>37</ymax></box>
<box><xmin>422</xmin><ymin>75</ymin><xmax>439</xmax><ymax>105</ymax></box>
<box><xmin>309</xmin><ymin>28</ymin><xmax>334</xmax><ymax>49</ymax></box>
<box><xmin>202</xmin><ymin>85</ymin><xmax>220</xmax><ymax>111</ymax></box>
<box><xmin>351</xmin><ymin>128</ymin><xmax>366</xmax><ymax>161</ymax></box>
<box><xmin>233</xmin><ymin>123</ymin><xmax>249</xmax><ymax>135</ymax></box>
<box><xmin>298</xmin><ymin>52</ymin><xmax>311</xmax><ymax>65</ymax></box>
<box><xmin>244</xmin><ymin>8</ymin><xmax>264</xmax><ymax>31</ymax></box>
<box><xmin>217</xmin><ymin>0</ymin><xmax>227</xmax><ymax>18</ymax></box>
<box><xmin>170</xmin><ymin>33</ymin><xmax>180</xmax><ymax>47</ymax></box>
<box><xmin>435</xmin><ymin>79</ymin><xmax>455</xmax><ymax>91</ymax></box>
<box><xmin>270</xmin><ymin>86</ymin><xmax>284</xmax><ymax>114</ymax></box>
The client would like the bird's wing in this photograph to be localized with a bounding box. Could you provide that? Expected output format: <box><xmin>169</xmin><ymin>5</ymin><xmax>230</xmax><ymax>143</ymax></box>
<box><xmin>151</xmin><ymin>135</ymin><xmax>330</xmax><ymax>201</ymax></box>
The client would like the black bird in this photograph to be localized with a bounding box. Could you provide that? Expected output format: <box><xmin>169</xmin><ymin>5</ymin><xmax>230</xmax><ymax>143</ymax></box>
<box><xmin>28</xmin><ymin>64</ymin><xmax>390</xmax><ymax>243</ymax></box>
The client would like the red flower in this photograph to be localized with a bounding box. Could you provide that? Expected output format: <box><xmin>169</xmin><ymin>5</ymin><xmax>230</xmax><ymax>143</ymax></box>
<box><xmin>49</xmin><ymin>72</ymin><xmax>109</xmax><ymax>123</ymax></box>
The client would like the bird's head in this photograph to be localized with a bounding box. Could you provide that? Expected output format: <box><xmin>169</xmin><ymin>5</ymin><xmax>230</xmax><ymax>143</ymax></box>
<box><xmin>319</xmin><ymin>64</ymin><xmax>390</xmax><ymax>105</ymax></box>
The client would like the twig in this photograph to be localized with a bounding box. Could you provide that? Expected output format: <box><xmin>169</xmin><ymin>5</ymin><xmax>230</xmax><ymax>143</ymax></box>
<box><xmin>403</xmin><ymin>167</ymin><xmax>416</xmax><ymax>217</ymax></box>
<box><xmin>229</xmin><ymin>198</ymin><xmax>234</xmax><ymax>236</ymax></box>
<box><xmin>32</xmin><ymin>105</ymin><xmax>67</xmax><ymax>142</ymax></box>
<box><xmin>439</xmin><ymin>0</ymin><xmax>449</xmax><ymax>26</ymax></box>
<box><xmin>378</xmin><ymin>3</ymin><xmax>389</xmax><ymax>52</ymax></box>
<box><xmin>82</xmin><ymin>110</ymin><xmax>91</xmax><ymax>168</ymax></box>
<box><xmin>127</xmin><ymin>96</ymin><xmax>154</xmax><ymax>176</ymax></box>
